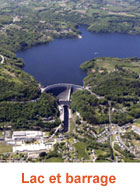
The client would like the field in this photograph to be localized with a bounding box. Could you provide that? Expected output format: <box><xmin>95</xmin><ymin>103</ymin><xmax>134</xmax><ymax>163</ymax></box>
<box><xmin>45</xmin><ymin>157</ymin><xmax>64</xmax><ymax>162</ymax></box>
<box><xmin>69</xmin><ymin>118</ymin><xmax>75</xmax><ymax>133</ymax></box>
<box><xmin>0</xmin><ymin>142</ymin><xmax>12</xmax><ymax>153</ymax></box>
<box><xmin>133</xmin><ymin>118</ymin><xmax>140</xmax><ymax>127</ymax></box>
<box><xmin>0</xmin><ymin>131</ymin><xmax>3</xmax><ymax>137</ymax></box>
<box><xmin>81</xmin><ymin>57</ymin><xmax>140</xmax><ymax>74</ymax></box>
<box><xmin>74</xmin><ymin>142</ymin><xmax>89</xmax><ymax>160</ymax></box>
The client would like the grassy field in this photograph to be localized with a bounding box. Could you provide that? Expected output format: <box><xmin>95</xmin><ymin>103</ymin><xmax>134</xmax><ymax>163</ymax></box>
<box><xmin>69</xmin><ymin>118</ymin><xmax>75</xmax><ymax>132</ymax></box>
<box><xmin>0</xmin><ymin>131</ymin><xmax>3</xmax><ymax>137</ymax></box>
<box><xmin>74</xmin><ymin>142</ymin><xmax>89</xmax><ymax>160</ymax></box>
<box><xmin>45</xmin><ymin>157</ymin><xmax>64</xmax><ymax>162</ymax></box>
<box><xmin>132</xmin><ymin>139</ymin><xmax>140</xmax><ymax>147</ymax></box>
<box><xmin>81</xmin><ymin>57</ymin><xmax>140</xmax><ymax>74</ymax></box>
<box><xmin>94</xmin><ymin>149</ymin><xmax>109</xmax><ymax>157</ymax></box>
<box><xmin>134</xmin><ymin>118</ymin><xmax>140</xmax><ymax>127</ymax></box>
<box><xmin>0</xmin><ymin>142</ymin><xmax>12</xmax><ymax>153</ymax></box>
<box><xmin>68</xmin><ymin>138</ymin><xmax>74</xmax><ymax>144</ymax></box>
<box><xmin>94</xmin><ymin>58</ymin><xmax>140</xmax><ymax>74</ymax></box>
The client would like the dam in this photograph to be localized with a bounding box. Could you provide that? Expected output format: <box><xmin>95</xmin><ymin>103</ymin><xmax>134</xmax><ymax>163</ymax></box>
<box><xmin>43</xmin><ymin>83</ymin><xmax>83</xmax><ymax>132</ymax></box>
<box><xmin>43</xmin><ymin>83</ymin><xmax>83</xmax><ymax>105</ymax></box>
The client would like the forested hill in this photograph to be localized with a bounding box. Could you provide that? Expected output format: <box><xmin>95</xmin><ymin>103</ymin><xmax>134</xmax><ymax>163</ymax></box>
<box><xmin>1</xmin><ymin>0</ymin><xmax>140</xmax><ymax>53</ymax></box>
<box><xmin>71</xmin><ymin>57</ymin><xmax>140</xmax><ymax>126</ymax></box>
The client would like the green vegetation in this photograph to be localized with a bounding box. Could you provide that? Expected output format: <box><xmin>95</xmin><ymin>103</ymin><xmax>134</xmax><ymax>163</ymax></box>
<box><xmin>0</xmin><ymin>48</ymin><xmax>24</xmax><ymax>67</ymax></box>
<box><xmin>39</xmin><ymin>150</ymin><xmax>63</xmax><ymax>162</ymax></box>
<box><xmin>69</xmin><ymin>118</ymin><xmax>75</xmax><ymax>132</ymax></box>
<box><xmin>121</xmin><ymin>131</ymin><xmax>140</xmax><ymax>141</ymax></box>
<box><xmin>0</xmin><ymin>63</ymin><xmax>40</xmax><ymax>101</ymax></box>
<box><xmin>81</xmin><ymin>57</ymin><xmax>140</xmax><ymax>74</ymax></box>
<box><xmin>76</xmin><ymin>57</ymin><xmax>140</xmax><ymax>126</ymax></box>
<box><xmin>89</xmin><ymin>71</ymin><xmax>139</xmax><ymax>99</ymax></box>
<box><xmin>74</xmin><ymin>142</ymin><xmax>89</xmax><ymax>160</ymax></box>
<box><xmin>0</xmin><ymin>15</ymin><xmax>12</xmax><ymax>25</ymax></box>
<box><xmin>71</xmin><ymin>90</ymin><xmax>109</xmax><ymax>125</ymax></box>
<box><xmin>87</xmin><ymin>139</ymin><xmax>112</xmax><ymax>162</ymax></box>
<box><xmin>1</xmin><ymin>0</ymin><xmax>140</xmax><ymax>54</ymax></box>
<box><xmin>0</xmin><ymin>131</ymin><xmax>3</xmax><ymax>137</ymax></box>
<box><xmin>133</xmin><ymin>118</ymin><xmax>140</xmax><ymax>127</ymax></box>
<box><xmin>0</xmin><ymin>142</ymin><xmax>12</xmax><ymax>153</ymax></box>
<box><xmin>0</xmin><ymin>93</ymin><xmax>60</xmax><ymax>130</ymax></box>
<box><xmin>88</xmin><ymin>20</ymin><xmax>134</xmax><ymax>34</ymax></box>
<box><xmin>45</xmin><ymin>157</ymin><xmax>63</xmax><ymax>162</ymax></box>
<box><xmin>114</xmin><ymin>143</ymin><xmax>136</xmax><ymax>162</ymax></box>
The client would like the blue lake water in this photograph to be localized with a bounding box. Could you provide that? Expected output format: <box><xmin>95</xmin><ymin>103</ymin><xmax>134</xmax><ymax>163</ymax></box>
<box><xmin>16</xmin><ymin>26</ymin><xmax>140</xmax><ymax>86</ymax></box>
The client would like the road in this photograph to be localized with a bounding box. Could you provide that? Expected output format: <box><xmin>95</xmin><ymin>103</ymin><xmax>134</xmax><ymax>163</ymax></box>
<box><xmin>108</xmin><ymin>101</ymin><xmax>115</xmax><ymax>161</ymax></box>
<box><xmin>85</xmin><ymin>87</ymin><xmax>104</xmax><ymax>99</ymax></box>
<box><xmin>0</xmin><ymin>55</ymin><xmax>5</xmax><ymax>64</ymax></box>
<box><xmin>85</xmin><ymin>87</ymin><xmax>115</xmax><ymax>161</ymax></box>
<box><xmin>108</xmin><ymin>101</ymin><xmax>112</xmax><ymax>145</ymax></box>
<box><xmin>49</xmin><ymin>124</ymin><xmax>62</xmax><ymax>140</ymax></box>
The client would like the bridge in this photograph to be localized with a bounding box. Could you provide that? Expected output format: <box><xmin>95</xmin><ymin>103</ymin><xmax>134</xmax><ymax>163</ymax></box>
<box><xmin>42</xmin><ymin>83</ymin><xmax>84</xmax><ymax>105</ymax></box>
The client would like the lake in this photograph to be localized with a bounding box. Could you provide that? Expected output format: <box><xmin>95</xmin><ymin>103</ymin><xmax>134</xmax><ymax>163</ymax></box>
<box><xmin>16</xmin><ymin>26</ymin><xmax>140</xmax><ymax>87</ymax></box>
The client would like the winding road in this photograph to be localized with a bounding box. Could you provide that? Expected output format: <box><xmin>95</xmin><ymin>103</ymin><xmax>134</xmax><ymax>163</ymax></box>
<box><xmin>0</xmin><ymin>55</ymin><xmax>5</xmax><ymax>64</ymax></box>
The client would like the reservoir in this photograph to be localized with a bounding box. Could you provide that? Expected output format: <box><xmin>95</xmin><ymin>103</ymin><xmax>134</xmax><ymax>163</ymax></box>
<box><xmin>16</xmin><ymin>26</ymin><xmax>140</xmax><ymax>86</ymax></box>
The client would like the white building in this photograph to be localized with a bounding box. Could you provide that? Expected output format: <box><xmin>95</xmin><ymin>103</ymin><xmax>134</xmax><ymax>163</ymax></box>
<box><xmin>13</xmin><ymin>139</ymin><xmax>57</xmax><ymax>153</ymax></box>
<box><xmin>12</xmin><ymin>131</ymin><xmax>44</xmax><ymax>141</ymax></box>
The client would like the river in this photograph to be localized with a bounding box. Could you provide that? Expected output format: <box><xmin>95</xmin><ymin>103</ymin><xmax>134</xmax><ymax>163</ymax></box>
<box><xmin>16</xmin><ymin>26</ymin><xmax>140</xmax><ymax>86</ymax></box>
